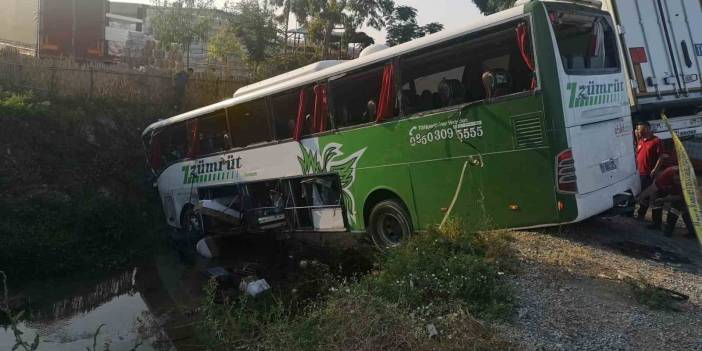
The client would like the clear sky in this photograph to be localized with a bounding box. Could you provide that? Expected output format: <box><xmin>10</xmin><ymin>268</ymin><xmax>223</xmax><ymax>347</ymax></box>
<box><xmin>115</xmin><ymin>0</ymin><xmax>485</xmax><ymax>44</ymax></box>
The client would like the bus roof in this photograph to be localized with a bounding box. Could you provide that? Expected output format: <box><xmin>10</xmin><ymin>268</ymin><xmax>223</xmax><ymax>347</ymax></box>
<box><xmin>142</xmin><ymin>3</ymin><xmax>531</xmax><ymax>137</ymax></box>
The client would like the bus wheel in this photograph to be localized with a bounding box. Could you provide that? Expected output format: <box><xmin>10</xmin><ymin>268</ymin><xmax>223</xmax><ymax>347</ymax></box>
<box><xmin>368</xmin><ymin>200</ymin><xmax>412</xmax><ymax>249</ymax></box>
<box><xmin>181</xmin><ymin>206</ymin><xmax>205</xmax><ymax>241</ymax></box>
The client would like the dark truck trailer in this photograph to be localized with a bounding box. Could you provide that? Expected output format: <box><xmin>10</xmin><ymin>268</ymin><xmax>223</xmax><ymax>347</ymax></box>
<box><xmin>39</xmin><ymin>0</ymin><xmax>107</xmax><ymax>60</ymax></box>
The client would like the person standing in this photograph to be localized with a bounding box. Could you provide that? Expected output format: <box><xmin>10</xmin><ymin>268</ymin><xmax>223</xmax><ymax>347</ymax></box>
<box><xmin>635</xmin><ymin>121</ymin><xmax>664</xmax><ymax>221</ymax></box>
<box><xmin>173</xmin><ymin>65</ymin><xmax>191</xmax><ymax>112</ymax></box>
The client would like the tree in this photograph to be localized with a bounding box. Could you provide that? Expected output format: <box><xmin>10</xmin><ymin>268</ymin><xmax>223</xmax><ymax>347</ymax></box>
<box><xmin>289</xmin><ymin>0</ymin><xmax>395</xmax><ymax>59</ymax></box>
<box><xmin>422</xmin><ymin>22</ymin><xmax>444</xmax><ymax>35</ymax></box>
<box><xmin>207</xmin><ymin>26</ymin><xmax>242</xmax><ymax>65</ymax></box>
<box><xmin>385</xmin><ymin>6</ymin><xmax>443</xmax><ymax>47</ymax></box>
<box><xmin>228</xmin><ymin>0</ymin><xmax>279</xmax><ymax>74</ymax></box>
<box><xmin>472</xmin><ymin>0</ymin><xmax>515</xmax><ymax>15</ymax></box>
<box><xmin>150</xmin><ymin>0</ymin><xmax>216</xmax><ymax>68</ymax></box>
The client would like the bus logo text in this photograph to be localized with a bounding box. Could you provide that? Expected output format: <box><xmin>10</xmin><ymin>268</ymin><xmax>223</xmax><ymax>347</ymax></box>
<box><xmin>566</xmin><ymin>80</ymin><xmax>625</xmax><ymax>108</ymax></box>
<box><xmin>182</xmin><ymin>153</ymin><xmax>243</xmax><ymax>184</ymax></box>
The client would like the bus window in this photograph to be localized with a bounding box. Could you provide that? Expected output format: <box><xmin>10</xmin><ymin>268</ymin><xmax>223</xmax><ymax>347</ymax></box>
<box><xmin>149</xmin><ymin>122</ymin><xmax>187</xmax><ymax>172</ymax></box>
<box><xmin>271</xmin><ymin>90</ymin><xmax>299</xmax><ymax>140</ymax></box>
<box><xmin>401</xmin><ymin>20</ymin><xmax>535</xmax><ymax>113</ymax></box>
<box><xmin>548</xmin><ymin>9</ymin><xmax>619</xmax><ymax>74</ymax></box>
<box><xmin>271</xmin><ymin>86</ymin><xmax>315</xmax><ymax>140</ymax></box>
<box><xmin>331</xmin><ymin>65</ymin><xmax>390</xmax><ymax>128</ymax></box>
<box><xmin>228</xmin><ymin>98</ymin><xmax>273</xmax><ymax>148</ymax></box>
<box><xmin>196</xmin><ymin>111</ymin><xmax>231</xmax><ymax>155</ymax></box>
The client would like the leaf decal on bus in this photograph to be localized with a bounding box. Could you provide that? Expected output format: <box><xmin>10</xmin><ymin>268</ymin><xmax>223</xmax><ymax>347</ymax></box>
<box><xmin>298</xmin><ymin>145</ymin><xmax>322</xmax><ymax>175</ymax></box>
<box><xmin>329</xmin><ymin>154</ymin><xmax>357</xmax><ymax>189</ymax></box>
<box><xmin>297</xmin><ymin>143</ymin><xmax>366</xmax><ymax>224</ymax></box>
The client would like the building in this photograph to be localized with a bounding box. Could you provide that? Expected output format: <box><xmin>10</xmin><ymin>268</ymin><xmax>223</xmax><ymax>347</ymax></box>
<box><xmin>105</xmin><ymin>1</ymin><xmax>152</xmax><ymax>59</ymax></box>
<box><xmin>0</xmin><ymin>0</ymin><xmax>39</xmax><ymax>55</ymax></box>
<box><xmin>0</xmin><ymin>0</ymin><xmax>107</xmax><ymax>60</ymax></box>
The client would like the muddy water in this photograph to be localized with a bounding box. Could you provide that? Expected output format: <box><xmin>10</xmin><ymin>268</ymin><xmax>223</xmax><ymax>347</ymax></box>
<box><xmin>0</xmin><ymin>234</ymin><xmax>356</xmax><ymax>351</ymax></box>
<box><xmin>0</xmin><ymin>248</ymin><xmax>202</xmax><ymax>351</ymax></box>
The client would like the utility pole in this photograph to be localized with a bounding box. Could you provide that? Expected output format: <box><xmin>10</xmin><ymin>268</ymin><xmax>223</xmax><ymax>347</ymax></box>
<box><xmin>35</xmin><ymin>0</ymin><xmax>41</xmax><ymax>58</ymax></box>
<box><xmin>72</xmin><ymin>0</ymin><xmax>77</xmax><ymax>58</ymax></box>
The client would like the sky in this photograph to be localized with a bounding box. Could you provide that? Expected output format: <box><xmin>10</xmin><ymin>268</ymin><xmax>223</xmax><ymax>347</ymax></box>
<box><xmin>116</xmin><ymin>0</ymin><xmax>485</xmax><ymax>44</ymax></box>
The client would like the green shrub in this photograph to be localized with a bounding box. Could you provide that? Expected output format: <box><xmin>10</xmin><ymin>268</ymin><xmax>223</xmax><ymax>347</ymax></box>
<box><xmin>198</xmin><ymin>222</ymin><xmax>516</xmax><ymax>350</ymax></box>
<box><xmin>199</xmin><ymin>279</ymin><xmax>288</xmax><ymax>349</ymax></box>
<box><xmin>0</xmin><ymin>92</ymin><xmax>48</xmax><ymax>118</ymax></box>
<box><xmin>370</xmin><ymin>224</ymin><xmax>514</xmax><ymax>320</ymax></box>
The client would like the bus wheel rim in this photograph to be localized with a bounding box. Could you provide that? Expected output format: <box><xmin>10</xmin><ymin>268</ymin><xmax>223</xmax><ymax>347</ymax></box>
<box><xmin>187</xmin><ymin>212</ymin><xmax>201</xmax><ymax>233</ymax></box>
<box><xmin>377</xmin><ymin>212</ymin><xmax>404</xmax><ymax>246</ymax></box>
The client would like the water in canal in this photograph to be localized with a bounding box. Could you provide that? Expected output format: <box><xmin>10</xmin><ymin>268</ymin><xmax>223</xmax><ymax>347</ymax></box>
<box><xmin>0</xmin><ymin>235</ymin><xmax>307</xmax><ymax>351</ymax></box>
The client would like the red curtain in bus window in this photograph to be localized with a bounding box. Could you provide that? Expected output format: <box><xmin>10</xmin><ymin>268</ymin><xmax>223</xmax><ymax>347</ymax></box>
<box><xmin>516</xmin><ymin>23</ymin><xmax>537</xmax><ymax>90</ymax></box>
<box><xmin>293</xmin><ymin>89</ymin><xmax>308</xmax><ymax>141</ymax></box>
<box><xmin>376</xmin><ymin>63</ymin><xmax>395</xmax><ymax>123</ymax></box>
<box><xmin>312</xmin><ymin>84</ymin><xmax>329</xmax><ymax>133</ymax></box>
<box><xmin>187</xmin><ymin>119</ymin><xmax>200</xmax><ymax>158</ymax></box>
<box><xmin>149</xmin><ymin>134</ymin><xmax>162</xmax><ymax>171</ymax></box>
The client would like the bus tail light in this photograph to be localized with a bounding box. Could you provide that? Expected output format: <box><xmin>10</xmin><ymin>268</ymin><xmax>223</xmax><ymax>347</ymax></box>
<box><xmin>556</xmin><ymin>149</ymin><xmax>578</xmax><ymax>194</ymax></box>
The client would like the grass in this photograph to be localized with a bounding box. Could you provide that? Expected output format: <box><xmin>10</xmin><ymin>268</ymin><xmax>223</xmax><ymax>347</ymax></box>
<box><xmin>198</xmin><ymin>222</ymin><xmax>517</xmax><ymax>350</ymax></box>
<box><xmin>628</xmin><ymin>278</ymin><xmax>683</xmax><ymax>311</ymax></box>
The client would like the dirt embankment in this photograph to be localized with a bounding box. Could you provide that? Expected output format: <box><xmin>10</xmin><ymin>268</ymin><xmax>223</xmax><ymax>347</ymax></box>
<box><xmin>0</xmin><ymin>93</ymin><xmax>171</xmax><ymax>199</ymax></box>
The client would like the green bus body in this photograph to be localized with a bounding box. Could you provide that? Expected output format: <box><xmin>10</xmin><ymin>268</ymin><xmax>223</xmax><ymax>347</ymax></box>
<box><xmin>319</xmin><ymin>93</ymin><xmax>562</xmax><ymax>232</ymax></box>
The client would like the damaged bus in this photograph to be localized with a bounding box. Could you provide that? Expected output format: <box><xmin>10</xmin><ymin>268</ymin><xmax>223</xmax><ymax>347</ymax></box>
<box><xmin>142</xmin><ymin>0</ymin><xmax>639</xmax><ymax>248</ymax></box>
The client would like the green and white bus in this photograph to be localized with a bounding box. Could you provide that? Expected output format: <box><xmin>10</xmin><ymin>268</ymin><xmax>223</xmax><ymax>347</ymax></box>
<box><xmin>143</xmin><ymin>0</ymin><xmax>639</xmax><ymax>247</ymax></box>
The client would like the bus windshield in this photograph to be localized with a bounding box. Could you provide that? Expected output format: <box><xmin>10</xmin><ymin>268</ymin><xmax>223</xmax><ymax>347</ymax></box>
<box><xmin>548</xmin><ymin>8</ymin><xmax>620</xmax><ymax>75</ymax></box>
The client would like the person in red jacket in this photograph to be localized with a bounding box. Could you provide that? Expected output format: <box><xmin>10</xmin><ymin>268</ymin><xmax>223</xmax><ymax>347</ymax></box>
<box><xmin>635</xmin><ymin>121</ymin><xmax>665</xmax><ymax>222</ymax></box>
<box><xmin>638</xmin><ymin>166</ymin><xmax>695</xmax><ymax>237</ymax></box>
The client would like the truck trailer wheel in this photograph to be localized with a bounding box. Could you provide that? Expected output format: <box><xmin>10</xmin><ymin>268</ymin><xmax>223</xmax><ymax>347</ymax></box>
<box><xmin>368</xmin><ymin>199</ymin><xmax>412</xmax><ymax>249</ymax></box>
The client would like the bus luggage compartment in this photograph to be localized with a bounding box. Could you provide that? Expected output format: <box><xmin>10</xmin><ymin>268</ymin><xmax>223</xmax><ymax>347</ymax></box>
<box><xmin>195</xmin><ymin>174</ymin><xmax>348</xmax><ymax>235</ymax></box>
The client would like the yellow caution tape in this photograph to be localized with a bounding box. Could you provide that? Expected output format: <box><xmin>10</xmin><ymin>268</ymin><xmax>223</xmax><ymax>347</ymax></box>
<box><xmin>661</xmin><ymin>113</ymin><xmax>702</xmax><ymax>244</ymax></box>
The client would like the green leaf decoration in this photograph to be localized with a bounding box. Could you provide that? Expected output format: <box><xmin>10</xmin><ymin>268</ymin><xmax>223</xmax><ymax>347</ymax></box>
<box><xmin>342</xmin><ymin>191</ymin><xmax>353</xmax><ymax>212</ymax></box>
<box><xmin>297</xmin><ymin>144</ymin><xmax>322</xmax><ymax>175</ymax></box>
<box><xmin>321</xmin><ymin>144</ymin><xmax>341</xmax><ymax>170</ymax></box>
<box><xmin>329</xmin><ymin>157</ymin><xmax>356</xmax><ymax>190</ymax></box>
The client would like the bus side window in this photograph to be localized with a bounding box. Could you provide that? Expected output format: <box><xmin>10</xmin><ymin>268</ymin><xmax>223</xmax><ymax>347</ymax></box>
<box><xmin>228</xmin><ymin>98</ymin><xmax>273</xmax><ymax>148</ymax></box>
<box><xmin>275</xmin><ymin>85</ymin><xmax>316</xmax><ymax>139</ymax></box>
<box><xmin>330</xmin><ymin>64</ymin><xmax>391</xmax><ymax>128</ymax></box>
<box><xmin>197</xmin><ymin>112</ymin><xmax>230</xmax><ymax>155</ymax></box>
<box><xmin>152</xmin><ymin>122</ymin><xmax>187</xmax><ymax>171</ymax></box>
<box><xmin>400</xmin><ymin>46</ymin><xmax>468</xmax><ymax>114</ymax></box>
<box><xmin>271</xmin><ymin>90</ymin><xmax>301</xmax><ymax>140</ymax></box>
<box><xmin>401</xmin><ymin>20</ymin><xmax>536</xmax><ymax>112</ymax></box>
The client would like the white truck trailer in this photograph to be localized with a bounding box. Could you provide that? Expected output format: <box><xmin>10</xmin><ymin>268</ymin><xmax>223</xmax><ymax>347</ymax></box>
<box><xmin>602</xmin><ymin>0</ymin><xmax>702</xmax><ymax>144</ymax></box>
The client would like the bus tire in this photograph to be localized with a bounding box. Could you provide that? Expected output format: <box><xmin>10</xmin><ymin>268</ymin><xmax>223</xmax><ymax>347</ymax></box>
<box><xmin>368</xmin><ymin>199</ymin><xmax>412</xmax><ymax>249</ymax></box>
<box><xmin>180</xmin><ymin>206</ymin><xmax>205</xmax><ymax>242</ymax></box>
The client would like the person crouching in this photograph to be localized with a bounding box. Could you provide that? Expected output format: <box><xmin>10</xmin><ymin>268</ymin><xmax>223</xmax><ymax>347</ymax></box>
<box><xmin>638</xmin><ymin>166</ymin><xmax>695</xmax><ymax>238</ymax></box>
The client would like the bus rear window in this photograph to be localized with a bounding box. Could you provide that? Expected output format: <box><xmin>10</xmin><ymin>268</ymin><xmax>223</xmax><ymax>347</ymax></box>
<box><xmin>548</xmin><ymin>9</ymin><xmax>619</xmax><ymax>75</ymax></box>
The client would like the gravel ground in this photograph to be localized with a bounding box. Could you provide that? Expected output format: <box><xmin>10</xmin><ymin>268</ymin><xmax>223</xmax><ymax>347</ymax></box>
<box><xmin>496</xmin><ymin>216</ymin><xmax>702</xmax><ymax>351</ymax></box>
